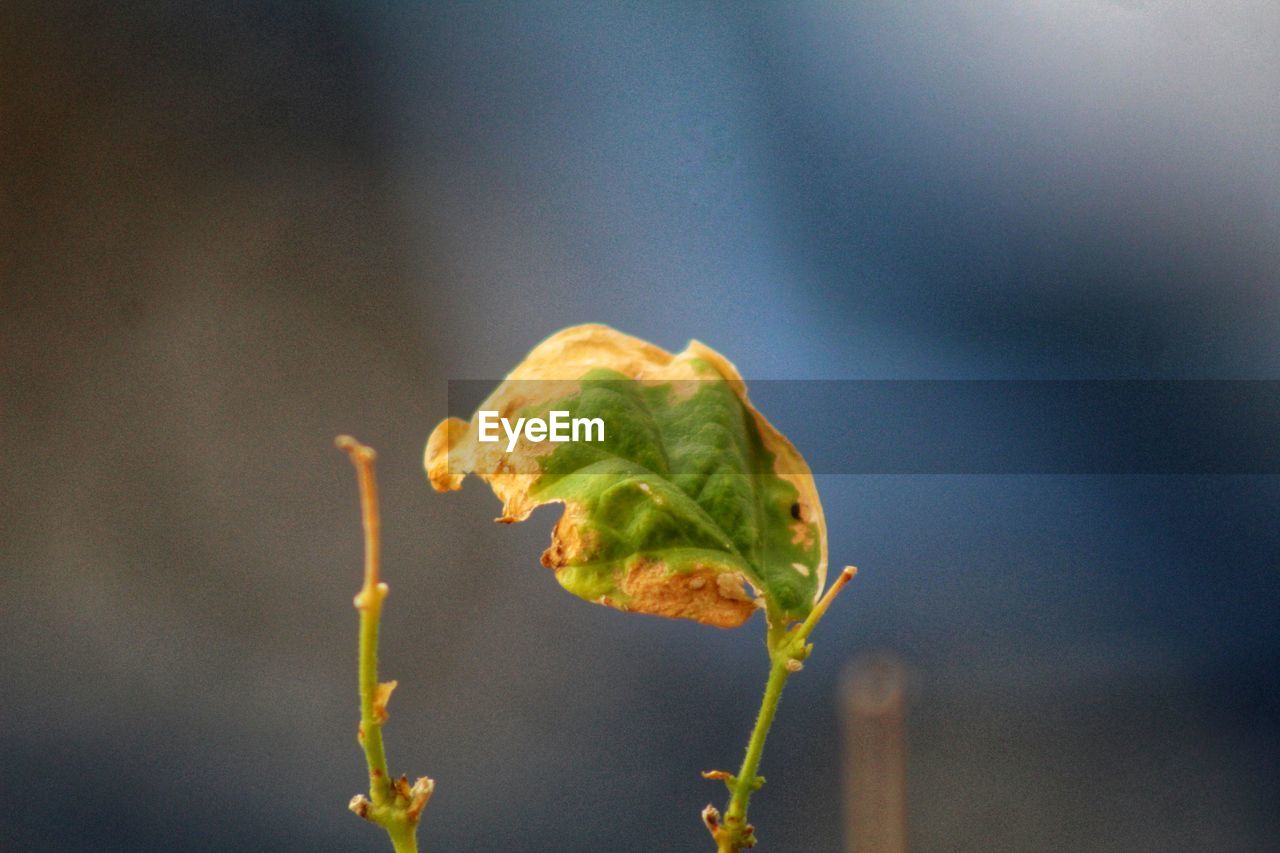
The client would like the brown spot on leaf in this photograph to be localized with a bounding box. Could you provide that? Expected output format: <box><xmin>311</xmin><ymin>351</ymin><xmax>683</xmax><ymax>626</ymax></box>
<box><xmin>596</xmin><ymin>560</ymin><xmax>757</xmax><ymax>628</ymax></box>
<box><xmin>789</xmin><ymin>519</ymin><xmax>814</xmax><ymax>549</ymax></box>
<box><xmin>540</xmin><ymin>502</ymin><xmax>593</xmax><ymax>570</ymax></box>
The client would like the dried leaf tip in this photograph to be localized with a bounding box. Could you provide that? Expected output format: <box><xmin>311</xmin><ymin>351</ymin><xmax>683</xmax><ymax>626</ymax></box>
<box><xmin>349</xmin><ymin>794</ymin><xmax>373</xmax><ymax>820</ymax></box>
<box><xmin>373</xmin><ymin>680</ymin><xmax>398</xmax><ymax>724</ymax></box>
<box><xmin>406</xmin><ymin>776</ymin><xmax>436</xmax><ymax>822</ymax></box>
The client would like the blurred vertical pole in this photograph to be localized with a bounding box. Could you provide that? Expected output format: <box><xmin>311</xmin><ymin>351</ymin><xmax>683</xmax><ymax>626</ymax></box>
<box><xmin>841</xmin><ymin>654</ymin><xmax>909</xmax><ymax>853</ymax></box>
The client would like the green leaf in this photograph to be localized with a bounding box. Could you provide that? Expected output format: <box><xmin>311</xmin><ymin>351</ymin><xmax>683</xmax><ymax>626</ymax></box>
<box><xmin>426</xmin><ymin>325</ymin><xmax>827</xmax><ymax>627</ymax></box>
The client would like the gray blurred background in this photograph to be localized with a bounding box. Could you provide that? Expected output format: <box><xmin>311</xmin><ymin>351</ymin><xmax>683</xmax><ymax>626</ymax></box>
<box><xmin>3</xmin><ymin>2</ymin><xmax>1278</xmax><ymax>851</ymax></box>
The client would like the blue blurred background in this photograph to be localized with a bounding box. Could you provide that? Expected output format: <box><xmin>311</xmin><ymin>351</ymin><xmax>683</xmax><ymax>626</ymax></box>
<box><xmin>3</xmin><ymin>2</ymin><xmax>1277</xmax><ymax>850</ymax></box>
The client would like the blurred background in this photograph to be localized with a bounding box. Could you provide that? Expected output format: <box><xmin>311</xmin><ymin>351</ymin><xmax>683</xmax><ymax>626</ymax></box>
<box><xmin>3</xmin><ymin>2</ymin><xmax>1277</xmax><ymax>850</ymax></box>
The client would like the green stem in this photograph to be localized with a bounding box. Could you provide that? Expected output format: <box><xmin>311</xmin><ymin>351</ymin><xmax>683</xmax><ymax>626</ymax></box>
<box><xmin>359</xmin><ymin>583</ymin><xmax>391</xmax><ymax>800</ymax></box>
<box><xmin>708</xmin><ymin>567</ymin><xmax>857</xmax><ymax>852</ymax></box>
<box><xmin>386</xmin><ymin>821</ymin><xmax>419</xmax><ymax>853</ymax></box>
<box><xmin>339</xmin><ymin>436</ymin><xmax>433</xmax><ymax>853</ymax></box>
<box><xmin>718</xmin><ymin>654</ymin><xmax>792</xmax><ymax>852</ymax></box>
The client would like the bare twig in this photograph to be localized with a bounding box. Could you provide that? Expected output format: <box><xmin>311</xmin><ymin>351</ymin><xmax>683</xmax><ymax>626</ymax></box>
<box><xmin>337</xmin><ymin>436</ymin><xmax>433</xmax><ymax>853</ymax></box>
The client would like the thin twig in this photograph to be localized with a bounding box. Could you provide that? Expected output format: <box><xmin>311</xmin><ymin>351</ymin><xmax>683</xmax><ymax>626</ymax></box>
<box><xmin>338</xmin><ymin>436</ymin><xmax>433</xmax><ymax>853</ymax></box>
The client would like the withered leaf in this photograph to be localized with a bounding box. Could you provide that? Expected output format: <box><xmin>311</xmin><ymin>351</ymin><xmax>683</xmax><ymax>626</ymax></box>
<box><xmin>426</xmin><ymin>325</ymin><xmax>826</xmax><ymax>628</ymax></box>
